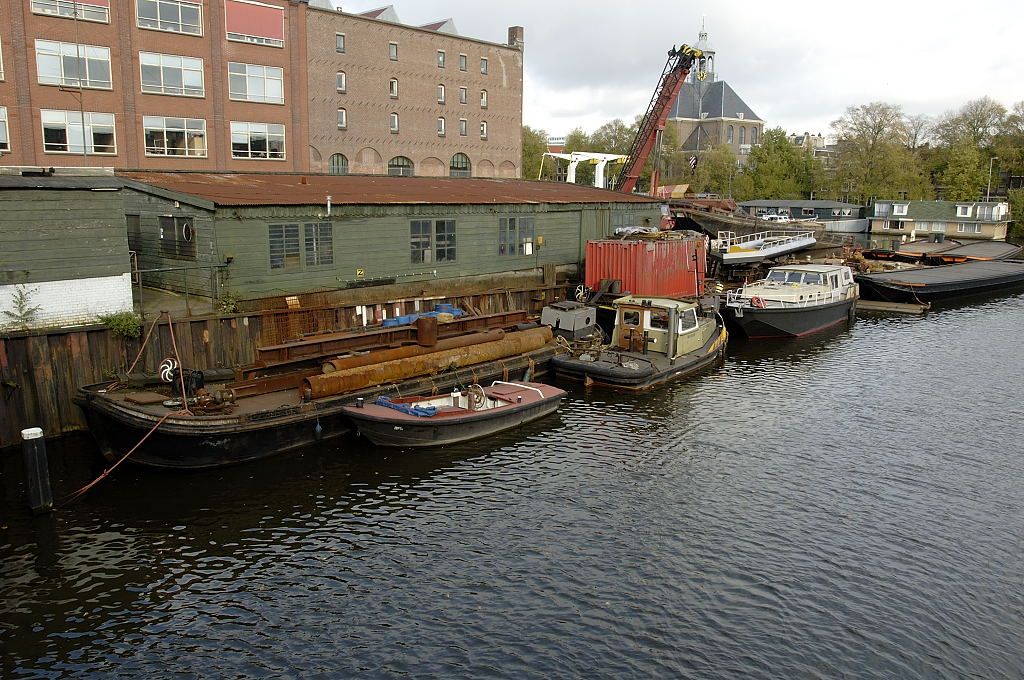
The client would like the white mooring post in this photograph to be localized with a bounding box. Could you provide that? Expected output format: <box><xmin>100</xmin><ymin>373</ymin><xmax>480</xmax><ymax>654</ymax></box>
<box><xmin>21</xmin><ymin>427</ymin><xmax>53</xmax><ymax>514</ymax></box>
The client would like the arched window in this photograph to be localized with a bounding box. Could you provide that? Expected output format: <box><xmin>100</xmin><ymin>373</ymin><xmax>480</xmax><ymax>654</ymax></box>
<box><xmin>388</xmin><ymin>78</ymin><xmax>398</xmax><ymax>98</ymax></box>
<box><xmin>450</xmin><ymin>152</ymin><xmax>471</xmax><ymax>178</ymax></box>
<box><xmin>727</xmin><ymin>125</ymin><xmax>734</xmax><ymax>143</ymax></box>
<box><xmin>328</xmin><ymin>154</ymin><xmax>349</xmax><ymax>175</ymax></box>
<box><xmin>480</xmin><ymin>89</ymin><xmax>488</xmax><ymax>108</ymax></box>
<box><xmin>388</xmin><ymin>155</ymin><xmax>413</xmax><ymax>176</ymax></box>
<box><xmin>389</xmin><ymin>112</ymin><xmax>399</xmax><ymax>133</ymax></box>
<box><xmin>739</xmin><ymin>126</ymin><xmax>745</xmax><ymax>145</ymax></box>
<box><xmin>751</xmin><ymin>127</ymin><xmax>759</xmax><ymax>144</ymax></box>
<box><xmin>336</xmin><ymin>108</ymin><xmax>347</xmax><ymax>129</ymax></box>
<box><xmin>336</xmin><ymin>71</ymin><xmax>346</xmax><ymax>93</ymax></box>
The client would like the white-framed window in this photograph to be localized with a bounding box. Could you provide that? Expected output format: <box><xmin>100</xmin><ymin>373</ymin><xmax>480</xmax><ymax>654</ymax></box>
<box><xmin>459</xmin><ymin>118</ymin><xmax>467</xmax><ymax>136</ymax></box>
<box><xmin>137</xmin><ymin>0</ymin><xmax>202</xmax><ymax>36</ymax></box>
<box><xmin>230</xmin><ymin>121</ymin><xmax>285</xmax><ymax>160</ymax></box>
<box><xmin>336</xmin><ymin>33</ymin><xmax>346</xmax><ymax>53</ymax></box>
<box><xmin>35</xmin><ymin>40</ymin><xmax>111</xmax><ymax>89</ymax></box>
<box><xmin>228</xmin><ymin>62</ymin><xmax>284</xmax><ymax>104</ymax></box>
<box><xmin>480</xmin><ymin>89</ymin><xmax>488</xmax><ymax>108</ymax></box>
<box><xmin>388</xmin><ymin>156</ymin><xmax>413</xmax><ymax>176</ymax></box>
<box><xmin>389</xmin><ymin>42</ymin><xmax>398</xmax><ymax>61</ymax></box>
<box><xmin>140</xmin><ymin>52</ymin><xmax>204</xmax><ymax>97</ymax></box>
<box><xmin>874</xmin><ymin>202</ymin><xmax>890</xmax><ymax>217</ymax></box>
<box><xmin>893</xmin><ymin>203</ymin><xmax>908</xmax><ymax>216</ymax></box>
<box><xmin>305</xmin><ymin>222</ymin><xmax>334</xmax><ymax>266</ymax></box>
<box><xmin>0</xmin><ymin>37</ymin><xmax>4</xmax><ymax>81</ymax></box>
<box><xmin>957</xmin><ymin>223</ymin><xmax>981</xmax><ymax>234</ymax></box>
<box><xmin>480</xmin><ymin>121</ymin><xmax>487</xmax><ymax>139</ymax></box>
<box><xmin>459</xmin><ymin>53</ymin><xmax>467</xmax><ymax>71</ymax></box>
<box><xmin>336</xmin><ymin>108</ymin><xmax>347</xmax><ymax>129</ymax></box>
<box><xmin>436</xmin><ymin>50</ymin><xmax>445</xmax><ymax>68</ymax></box>
<box><xmin>31</xmin><ymin>0</ymin><xmax>109</xmax><ymax>23</ymax></box>
<box><xmin>388</xmin><ymin>78</ymin><xmax>398</xmax><ymax>98</ymax></box>
<box><xmin>41</xmin><ymin>109</ymin><xmax>116</xmax><ymax>154</ymax></box>
<box><xmin>917</xmin><ymin>221</ymin><xmax>930</xmax><ymax>232</ymax></box>
<box><xmin>143</xmin><ymin>115</ymin><xmax>207</xmax><ymax>157</ymax></box>
<box><xmin>437</xmin><ymin>84</ymin><xmax>446</xmax><ymax>104</ymax></box>
<box><xmin>498</xmin><ymin>217</ymin><xmax>536</xmax><ymax>256</ymax></box>
<box><xmin>225</xmin><ymin>0</ymin><xmax>284</xmax><ymax>47</ymax></box>
<box><xmin>437</xmin><ymin>117</ymin><xmax>445</xmax><ymax>136</ymax></box>
<box><xmin>449</xmin><ymin>152</ymin><xmax>470</xmax><ymax>178</ymax></box>
<box><xmin>459</xmin><ymin>87</ymin><xmax>467</xmax><ymax>105</ymax></box>
<box><xmin>956</xmin><ymin>204</ymin><xmax>972</xmax><ymax>217</ymax></box>
<box><xmin>336</xmin><ymin>71</ymin><xmax>346</xmax><ymax>93</ymax></box>
<box><xmin>480</xmin><ymin>57</ymin><xmax>488</xmax><ymax>74</ymax></box>
<box><xmin>389</xmin><ymin>113</ymin><xmax>399</xmax><ymax>133</ymax></box>
<box><xmin>0</xmin><ymin>107</ymin><xmax>9</xmax><ymax>152</ymax></box>
<box><xmin>802</xmin><ymin>208</ymin><xmax>814</xmax><ymax>216</ymax></box>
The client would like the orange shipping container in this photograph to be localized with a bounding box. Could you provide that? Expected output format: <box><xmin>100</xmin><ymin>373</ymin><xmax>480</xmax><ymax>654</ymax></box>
<box><xmin>585</xmin><ymin>236</ymin><xmax>707</xmax><ymax>298</ymax></box>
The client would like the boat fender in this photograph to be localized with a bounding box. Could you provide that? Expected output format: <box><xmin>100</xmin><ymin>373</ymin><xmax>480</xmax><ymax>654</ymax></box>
<box><xmin>751</xmin><ymin>296</ymin><xmax>767</xmax><ymax>309</ymax></box>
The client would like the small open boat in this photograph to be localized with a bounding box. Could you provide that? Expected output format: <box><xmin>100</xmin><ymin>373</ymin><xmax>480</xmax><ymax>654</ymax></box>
<box><xmin>722</xmin><ymin>264</ymin><xmax>859</xmax><ymax>338</ymax></box>
<box><xmin>340</xmin><ymin>381</ymin><xmax>566</xmax><ymax>447</ymax></box>
<box><xmin>549</xmin><ymin>296</ymin><xmax>727</xmax><ymax>390</ymax></box>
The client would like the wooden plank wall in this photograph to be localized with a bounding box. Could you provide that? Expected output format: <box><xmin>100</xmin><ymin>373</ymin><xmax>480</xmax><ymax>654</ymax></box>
<box><xmin>0</xmin><ymin>284</ymin><xmax>566</xmax><ymax>448</ymax></box>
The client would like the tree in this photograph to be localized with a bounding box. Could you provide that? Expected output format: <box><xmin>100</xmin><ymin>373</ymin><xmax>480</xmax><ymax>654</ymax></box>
<box><xmin>745</xmin><ymin>127</ymin><xmax>802</xmax><ymax>199</ymax></box>
<box><xmin>904</xmin><ymin>114</ymin><xmax>932</xmax><ymax>150</ymax></box>
<box><xmin>589</xmin><ymin>118</ymin><xmax>636</xmax><ymax>155</ymax></box>
<box><xmin>1008</xmin><ymin>188</ymin><xmax>1024</xmax><ymax>240</ymax></box>
<box><xmin>690</xmin><ymin>143</ymin><xmax>737</xmax><ymax>197</ymax></box>
<box><xmin>939</xmin><ymin>140</ymin><xmax>985</xmax><ymax>201</ymax></box>
<box><xmin>521</xmin><ymin>125</ymin><xmax>549</xmax><ymax>181</ymax></box>
<box><xmin>992</xmin><ymin>100</ymin><xmax>1024</xmax><ymax>178</ymax></box>
<box><xmin>831</xmin><ymin>101</ymin><xmax>909</xmax><ymax>201</ymax></box>
<box><xmin>932</xmin><ymin>97</ymin><xmax>1006</xmax><ymax>149</ymax></box>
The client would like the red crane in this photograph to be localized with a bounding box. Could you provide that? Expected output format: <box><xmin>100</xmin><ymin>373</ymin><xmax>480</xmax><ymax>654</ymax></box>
<box><xmin>612</xmin><ymin>44</ymin><xmax>706</xmax><ymax>195</ymax></box>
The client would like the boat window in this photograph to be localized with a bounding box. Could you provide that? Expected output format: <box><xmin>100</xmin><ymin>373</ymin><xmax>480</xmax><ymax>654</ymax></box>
<box><xmin>622</xmin><ymin>310</ymin><xmax>641</xmax><ymax>327</ymax></box>
<box><xmin>803</xmin><ymin>273</ymin><xmax>823</xmax><ymax>285</ymax></box>
<box><xmin>678</xmin><ymin>310</ymin><xmax>698</xmax><ymax>333</ymax></box>
<box><xmin>649</xmin><ymin>310</ymin><xmax>669</xmax><ymax>330</ymax></box>
<box><xmin>830</xmin><ymin>274</ymin><xmax>839</xmax><ymax>288</ymax></box>
<box><xmin>785</xmin><ymin>272</ymin><xmax>804</xmax><ymax>283</ymax></box>
<box><xmin>767</xmin><ymin>270</ymin><xmax>787</xmax><ymax>282</ymax></box>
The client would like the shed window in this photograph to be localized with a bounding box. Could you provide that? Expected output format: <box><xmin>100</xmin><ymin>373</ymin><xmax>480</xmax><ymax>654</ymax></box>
<box><xmin>410</xmin><ymin>220</ymin><xmax>432</xmax><ymax>263</ymax></box>
<box><xmin>435</xmin><ymin>219</ymin><xmax>457</xmax><ymax>262</ymax></box>
<box><xmin>802</xmin><ymin>208</ymin><xmax>814</xmax><ymax>216</ymax></box>
<box><xmin>225</xmin><ymin>0</ymin><xmax>284</xmax><ymax>47</ymax></box>
<box><xmin>304</xmin><ymin>222</ymin><xmax>333</xmax><ymax>266</ymax></box>
<box><xmin>159</xmin><ymin>215</ymin><xmax>196</xmax><ymax>260</ymax></box>
<box><xmin>498</xmin><ymin>216</ymin><xmax>535</xmax><ymax>256</ymax></box>
<box><xmin>410</xmin><ymin>220</ymin><xmax>456</xmax><ymax>263</ymax></box>
<box><xmin>269</xmin><ymin>223</ymin><xmax>300</xmax><ymax>269</ymax></box>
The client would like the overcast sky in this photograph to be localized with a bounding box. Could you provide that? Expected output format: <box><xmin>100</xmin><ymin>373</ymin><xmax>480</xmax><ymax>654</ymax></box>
<box><xmin>338</xmin><ymin>0</ymin><xmax>1022</xmax><ymax>140</ymax></box>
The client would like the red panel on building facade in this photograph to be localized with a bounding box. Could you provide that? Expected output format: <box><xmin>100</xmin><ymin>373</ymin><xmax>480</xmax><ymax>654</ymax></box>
<box><xmin>585</xmin><ymin>236</ymin><xmax>708</xmax><ymax>298</ymax></box>
<box><xmin>225</xmin><ymin>0</ymin><xmax>285</xmax><ymax>40</ymax></box>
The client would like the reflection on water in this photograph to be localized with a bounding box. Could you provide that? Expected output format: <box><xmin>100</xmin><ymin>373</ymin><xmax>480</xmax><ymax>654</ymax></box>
<box><xmin>4</xmin><ymin>294</ymin><xmax>1024</xmax><ymax>678</ymax></box>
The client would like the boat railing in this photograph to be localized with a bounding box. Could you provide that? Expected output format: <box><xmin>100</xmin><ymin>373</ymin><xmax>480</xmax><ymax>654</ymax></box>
<box><xmin>725</xmin><ymin>286</ymin><xmax>850</xmax><ymax>309</ymax></box>
<box><xmin>717</xmin><ymin>230</ymin><xmax>816</xmax><ymax>252</ymax></box>
<box><xmin>490</xmin><ymin>381</ymin><xmax>545</xmax><ymax>399</ymax></box>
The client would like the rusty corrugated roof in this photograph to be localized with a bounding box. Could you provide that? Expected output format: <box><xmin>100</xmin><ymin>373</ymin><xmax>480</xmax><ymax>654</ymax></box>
<box><xmin>116</xmin><ymin>172</ymin><xmax>659</xmax><ymax>208</ymax></box>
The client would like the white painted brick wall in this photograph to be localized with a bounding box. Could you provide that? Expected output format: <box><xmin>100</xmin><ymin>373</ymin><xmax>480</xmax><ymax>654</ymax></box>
<box><xmin>0</xmin><ymin>274</ymin><xmax>134</xmax><ymax>331</ymax></box>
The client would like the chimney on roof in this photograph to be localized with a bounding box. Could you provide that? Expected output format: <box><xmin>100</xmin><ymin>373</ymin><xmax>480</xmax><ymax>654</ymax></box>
<box><xmin>508</xmin><ymin>26</ymin><xmax>524</xmax><ymax>49</ymax></box>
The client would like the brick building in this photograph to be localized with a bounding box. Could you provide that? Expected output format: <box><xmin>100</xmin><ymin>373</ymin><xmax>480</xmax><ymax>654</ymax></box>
<box><xmin>0</xmin><ymin>1</ymin><xmax>524</xmax><ymax>177</ymax></box>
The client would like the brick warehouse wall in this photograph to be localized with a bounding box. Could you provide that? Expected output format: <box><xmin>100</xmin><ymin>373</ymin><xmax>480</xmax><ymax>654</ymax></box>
<box><xmin>0</xmin><ymin>274</ymin><xmax>133</xmax><ymax>331</ymax></box>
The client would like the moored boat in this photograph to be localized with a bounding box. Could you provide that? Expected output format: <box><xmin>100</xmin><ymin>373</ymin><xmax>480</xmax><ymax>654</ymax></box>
<box><xmin>711</xmin><ymin>229</ymin><xmax>817</xmax><ymax>265</ymax></box>
<box><xmin>340</xmin><ymin>381</ymin><xmax>566</xmax><ymax>447</ymax></box>
<box><xmin>855</xmin><ymin>259</ymin><xmax>1024</xmax><ymax>303</ymax></box>
<box><xmin>722</xmin><ymin>264</ymin><xmax>858</xmax><ymax>338</ymax></box>
<box><xmin>550</xmin><ymin>295</ymin><xmax>727</xmax><ymax>390</ymax></box>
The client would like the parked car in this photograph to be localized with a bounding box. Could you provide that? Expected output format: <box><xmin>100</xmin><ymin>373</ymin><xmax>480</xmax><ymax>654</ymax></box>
<box><xmin>760</xmin><ymin>214</ymin><xmax>792</xmax><ymax>224</ymax></box>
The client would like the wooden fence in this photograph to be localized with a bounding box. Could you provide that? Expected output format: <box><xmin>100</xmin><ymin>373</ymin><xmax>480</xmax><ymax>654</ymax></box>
<box><xmin>0</xmin><ymin>285</ymin><xmax>566</xmax><ymax>449</ymax></box>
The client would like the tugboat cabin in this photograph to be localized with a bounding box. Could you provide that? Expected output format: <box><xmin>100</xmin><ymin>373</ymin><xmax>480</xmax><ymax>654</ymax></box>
<box><xmin>610</xmin><ymin>295</ymin><xmax>715</xmax><ymax>360</ymax></box>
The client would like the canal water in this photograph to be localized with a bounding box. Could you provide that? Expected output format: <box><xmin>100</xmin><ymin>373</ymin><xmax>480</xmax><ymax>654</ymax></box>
<box><xmin>3</xmin><ymin>293</ymin><xmax>1024</xmax><ymax>678</ymax></box>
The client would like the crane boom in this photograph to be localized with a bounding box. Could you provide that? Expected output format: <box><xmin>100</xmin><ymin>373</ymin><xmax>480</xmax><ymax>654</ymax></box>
<box><xmin>613</xmin><ymin>44</ymin><xmax>705</xmax><ymax>194</ymax></box>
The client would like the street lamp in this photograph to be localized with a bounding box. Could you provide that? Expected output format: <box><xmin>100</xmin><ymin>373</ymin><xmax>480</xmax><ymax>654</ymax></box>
<box><xmin>986</xmin><ymin>156</ymin><xmax>999</xmax><ymax>201</ymax></box>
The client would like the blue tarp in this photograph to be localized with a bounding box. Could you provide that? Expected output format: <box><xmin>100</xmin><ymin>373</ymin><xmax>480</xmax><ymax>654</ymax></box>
<box><xmin>375</xmin><ymin>395</ymin><xmax>438</xmax><ymax>417</ymax></box>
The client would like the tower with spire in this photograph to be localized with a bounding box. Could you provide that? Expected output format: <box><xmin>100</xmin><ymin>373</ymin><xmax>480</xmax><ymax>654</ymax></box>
<box><xmin>666</xmin><ymin>21</ymin><xmax>764</xmax><ymax>171</ymax></box>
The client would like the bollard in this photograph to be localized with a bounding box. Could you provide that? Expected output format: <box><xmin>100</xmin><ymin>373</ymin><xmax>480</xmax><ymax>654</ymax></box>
<box><xmin>21</xmin><ymin>427</ymin><xmax>54</xmax><ymax>514</ymax></box>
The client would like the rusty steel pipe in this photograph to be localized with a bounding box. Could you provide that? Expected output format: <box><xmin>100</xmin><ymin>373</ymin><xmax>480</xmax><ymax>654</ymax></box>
<box><xmin>320</xmin><ymin>329</ymin><xmax>505</xmax><ymax>374</ymax></box>
<box><xmin>303</xmin><ymin>326</ymin><xmax>553</xmax><ymax>399</ymax></box>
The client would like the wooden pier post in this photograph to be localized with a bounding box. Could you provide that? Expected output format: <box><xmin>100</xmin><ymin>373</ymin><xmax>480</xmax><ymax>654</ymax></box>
<box><xmin>21</xmin><ymin>427</ymin><xmax>53</xmax><ymax>514</ymax></box>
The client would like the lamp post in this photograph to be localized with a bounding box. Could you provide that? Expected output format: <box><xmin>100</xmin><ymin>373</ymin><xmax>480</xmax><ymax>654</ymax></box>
<box><xmin>986</xmin><ymin>156</ymin><xmax>998</xmax><ymax>201</ymax></box>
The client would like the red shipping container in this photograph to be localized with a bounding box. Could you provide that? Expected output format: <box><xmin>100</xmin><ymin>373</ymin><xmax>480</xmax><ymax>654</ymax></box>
<box><xmin>585</xmin><ymin>236</ymin><xmax>707</xmax><ymax>298</ymax></box>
